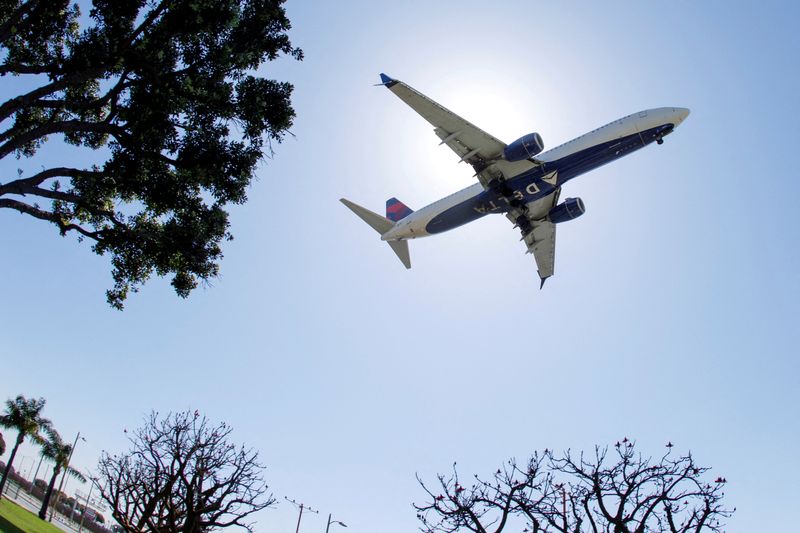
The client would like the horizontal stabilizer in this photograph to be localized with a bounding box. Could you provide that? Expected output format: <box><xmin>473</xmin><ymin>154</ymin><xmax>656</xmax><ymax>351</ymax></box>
<box><xmin>340</xmin><ymin>198</ymin><xmax>393</xmax><ymax>235</ymax></box>
<box><xmin>388</xmin><ymin>240</ymin><xmax>411</xmax><ymax>269</ymax></box>
<box><xmin>341</xmin><ymin>197</ymin><xmax>413</xmax><ymax>269</ymax></box>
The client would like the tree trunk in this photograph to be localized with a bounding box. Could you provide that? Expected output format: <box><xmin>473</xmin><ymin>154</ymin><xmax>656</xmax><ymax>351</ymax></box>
<box><xmin>38</xmin><ymin>465</ymin><xmax>61</xmax><ymax>519</ymax></box>
<box><xmin>0</xmin><ymin>432</ymin><xmax>23</xmax><ymax>498</ymax></box>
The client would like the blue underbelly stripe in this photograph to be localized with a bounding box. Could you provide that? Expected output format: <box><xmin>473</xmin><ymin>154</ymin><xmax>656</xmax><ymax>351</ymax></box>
<box><xmin>424</xmin><ymin>124</ymin><xmax>672</xmax><ymax>234</ymax></box>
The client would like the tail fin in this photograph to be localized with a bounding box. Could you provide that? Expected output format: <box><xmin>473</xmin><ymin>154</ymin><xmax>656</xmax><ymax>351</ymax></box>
<box><xmin>386</xmin><ymin>197</ymin><xmax>414</xmax><ymax>222</ymax></box>
<box><xmin>340</xmin><ymin>198</ymin><xmax>411</xmax><ymax>269</ymax></box>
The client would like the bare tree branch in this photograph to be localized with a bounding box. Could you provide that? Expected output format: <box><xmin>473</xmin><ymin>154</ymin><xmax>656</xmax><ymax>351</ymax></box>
<box><xmin>415</xmin><ymin>442</ymin><xmax>733</xmax><ymax>533</ymax></box>
<box><xmin>97</xmin><ymin>411</ymin><xmax>275</xmax><ymax>533</ymax></box>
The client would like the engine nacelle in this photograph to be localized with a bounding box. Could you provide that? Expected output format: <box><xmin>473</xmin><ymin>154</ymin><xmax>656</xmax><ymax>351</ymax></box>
<box><xmin>548</xmin><ymin>197</ymin><xmax>586</xmax><ymax>224</ymax></box>
<box><xmin>503</xmin><ymin>133</ymin><xmax>544</xmax><ymax>162</ymax></box>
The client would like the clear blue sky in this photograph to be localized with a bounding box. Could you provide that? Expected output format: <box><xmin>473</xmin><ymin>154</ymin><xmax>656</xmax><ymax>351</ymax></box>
<box><xmin>2</xmin><ymin>1</ymin><xmax>798</xmax><ymax>531</ymax></box>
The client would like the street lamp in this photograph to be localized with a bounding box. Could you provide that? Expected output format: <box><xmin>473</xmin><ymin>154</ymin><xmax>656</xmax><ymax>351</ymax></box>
<box><xmin>32</xmin><ymin>453</ymin><xmax>45</xmax><ymax>484</ymax></box>
<box><xmin>325</xmin><ymin>513</ymin><xmax>347</xmax><ymax>533</ymax></box>
<box><xmin>78</xmin><ymin>477</ymin><xmax>99</xmax><ymax>533</ymax></box>
<box><xmin>14</xmin><ymin>456</ymin><xmax>35</xmax><ymax>497</ymax></box>
<box><xmin>285</xmin><ymin>497</ymin><xmax>318</xmax><ymax>533</ymax></box>
<box><xmin>49</xmin><ymin>431</ymin><xmax>85</xmax><ymax>521</ymax></box>
<box><xmin>19</xmin><ymin>455</ymin><xmax>35</xmax><ymax>479</ymax></box>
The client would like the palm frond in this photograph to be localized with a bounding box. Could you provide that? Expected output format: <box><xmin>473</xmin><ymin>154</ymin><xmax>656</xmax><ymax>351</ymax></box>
<box><xmin>66</xmin><ymin>465</ymin><xmax>87</xmax><ymax>484</ymax></box>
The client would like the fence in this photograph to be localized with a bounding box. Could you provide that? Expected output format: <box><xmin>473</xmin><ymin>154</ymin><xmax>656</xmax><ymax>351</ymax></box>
<box><xmin>1</xmin><ymin>464</ymin><xmax>111</xmax><ymax>533</ymax></box>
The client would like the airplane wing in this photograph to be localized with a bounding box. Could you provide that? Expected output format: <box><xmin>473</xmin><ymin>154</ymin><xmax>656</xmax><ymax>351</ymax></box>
<box><xmin>506</xmin><ymin>190</ymin><xmax>560</xmax><ymax>286</ymax></box>
<box><xmin>379</xmin><ymin>73</ymin><xmax>539</xmax><ymax>188</ymax></box>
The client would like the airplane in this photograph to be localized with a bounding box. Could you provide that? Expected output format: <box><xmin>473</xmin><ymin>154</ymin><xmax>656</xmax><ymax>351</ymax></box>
<box><xmin>341</xmin><ymin>73</ymin><xmax>689</xmax><ymax>287</ymax></box>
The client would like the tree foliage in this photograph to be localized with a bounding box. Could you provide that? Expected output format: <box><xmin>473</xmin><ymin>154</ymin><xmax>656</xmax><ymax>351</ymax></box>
<box><xmin>0</xmin><ymin>0</ymin><xmax>302</xmax><ymax>308</ymax></box>
<box><xmin>37</xmin><ymin>428</ymin><xmax>86</xmax><ymax>519</ymax></box>
<box><xmin>0</xmin><ymin>394</ymin><xmax>52</xmax><ymax>497</ymax></box>
<box><xmin>97</xmin><ymin>410</ymin><xmax>275</xmax><ymax>532</ymax></box>
<box><xmin>415</xmin><ymin>440</ymin><xmax>733</xmax><ymax>533</ymax></box>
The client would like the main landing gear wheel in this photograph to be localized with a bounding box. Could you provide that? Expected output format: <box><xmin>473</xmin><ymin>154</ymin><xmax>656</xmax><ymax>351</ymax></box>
<box><xmin>656</xmin><ymin>138</ymin><xmax>664</xmax><ymax>145</ymax></box>
<box><xmin>490</xmin><ymin>176</ymin><xmax>531</xmax><ymax>232</ymax></box>
<box><xmin>487</xmin><ymin>177</ymin><xmax>515</xmax><ymax>197</ymax></box>
<box><xmin>488</xmin><ymin>177</ymin><xmax>525</xmax><ymax>208</ymax></box>
<box><xmin>516</xmin><ymin>215</ymin><xmax>532</xmax><ymax>235</ymax></box>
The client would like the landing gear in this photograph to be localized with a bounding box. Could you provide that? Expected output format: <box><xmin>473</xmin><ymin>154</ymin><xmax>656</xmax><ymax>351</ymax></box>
<box><xmin>488</xmin><ymin>177</ymin><xmax>523</xmax><ymax>208</ymax></box>
<box><xmin>488</xmin><ymin>177</ymin><xmax>513</xmax><ymax>197</ymax></box>
<box><xmin>516</xmin><ymin>215</ymin><xmax>532</xmax><ymax>235</ymax></box>
<box><xmin>656</xmin><ymin>138</ymin><xmax>664</xmax><ymax>145</ymax></box>
<box><xmin>490</xmin><ymin>176</ymin><xmax>532</xmax><ymax>235</ymax></box>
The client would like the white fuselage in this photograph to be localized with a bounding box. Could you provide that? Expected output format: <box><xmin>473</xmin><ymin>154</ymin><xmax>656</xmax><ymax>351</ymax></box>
<box><xmin>382</xmin><ymin>107</ymin><xmax>688</xmax><ymax>241</ymax></box>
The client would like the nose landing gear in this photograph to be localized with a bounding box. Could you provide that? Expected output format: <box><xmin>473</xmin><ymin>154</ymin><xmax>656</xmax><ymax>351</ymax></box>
<box><xmin>655</xmin><ymin>124</ymin><xmax>674</xmax><ymax>145</ymax></box>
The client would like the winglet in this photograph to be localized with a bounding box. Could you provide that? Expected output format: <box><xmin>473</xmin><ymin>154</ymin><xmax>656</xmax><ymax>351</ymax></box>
<box><xmin>539</xmin><ymin>276</ymin><xmax>549</xmax><ymax>290</ymax></box>
<box><xmin>378</xmin><ymin>73</ymin><xmax>398</xmax><ymax>88</ymax></box>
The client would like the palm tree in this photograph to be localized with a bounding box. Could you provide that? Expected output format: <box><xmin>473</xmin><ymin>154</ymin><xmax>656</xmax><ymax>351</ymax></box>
<box><xmin>37</xmin><ymin>430</ymin><xmax>86</xmax><ymax>519</ymax></box>
<box><xmin>0</xmin><ymin>395</ymin><xmax>52</xmax><ymax>498</ymax></box>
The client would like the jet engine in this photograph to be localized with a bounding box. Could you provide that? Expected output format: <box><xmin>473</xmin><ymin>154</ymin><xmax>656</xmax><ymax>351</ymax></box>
<box><xmin>503</xmin><ymin>133</ymin><xmax>544</xmax><ymax>162</ymax></box>
<box><xmin>548</xmin><ymin>197</ymin><xmax>586</xmax><ymax>224</ymax></box>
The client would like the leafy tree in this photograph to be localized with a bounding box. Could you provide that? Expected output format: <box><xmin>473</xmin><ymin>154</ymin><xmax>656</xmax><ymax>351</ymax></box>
<box><xmin>97</xmin><ymin>410</ymin><xmax>275</xmax><ymax>532</ymax></box>
<box><xmin>0</xmin><ymin>394</ymin><xmax>51</xmax><ymax>497</ymax></box>
<box><xmin>37</xmin><ymin>428</ymin><xmax>86</xmax><ymax>519</ymax></box>
<box><xmin>415</xmin><ymin>440</ymin><xmax>734</xmax><ymax>533</ymax></box>
<box><xmin>0</xmin><ymin>0</ymin><xmax>303</xmax><ymax>308</ymax></box>
<box><xmin>0</xmin><ymin>432</ymin><xmax>5</xmax><ymax>456</ymax></box>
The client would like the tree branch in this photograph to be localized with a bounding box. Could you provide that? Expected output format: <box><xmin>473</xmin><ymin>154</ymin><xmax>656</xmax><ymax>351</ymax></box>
<box><xmin>0</xmin><ymin>0</ymin><xmax>41</xmax><ymax>44</ymax></box>
<box><xmin>0</xmin><ymin>67</ymin><xmax>106</xmax><ymax>124</ymax></box>
<box><xmin>0</xmin><ymin>198</ymin><xmax>101</xmax><ymax>240</ymax></box>
<box><xmin>0</xmin><ymin>119</ymin><xmax>128</xmax><ymax>159</ymax></box>
<box><xmin>0</xmin><ymin>166</ymin><xmax>102</xmax><ymax>194</ymax></box>
<box><xmin>0</xmin><ymin>62</ymin><xmax>61</xmax><ymax>76</ymax></box>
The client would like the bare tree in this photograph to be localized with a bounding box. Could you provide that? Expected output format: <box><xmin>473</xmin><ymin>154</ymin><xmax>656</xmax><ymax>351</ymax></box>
<box><xmin>97</xmin><ymin>411</ymin><xmax>275</xmax><ymax>533</ymax></box>
<box><xmin>415</xmin><ymin>440</ymin><xmax>733</xmax><ymax>533</ymax></box>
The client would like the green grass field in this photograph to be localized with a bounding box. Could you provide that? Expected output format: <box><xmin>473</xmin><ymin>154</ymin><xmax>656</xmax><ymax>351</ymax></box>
<box><xmin>0</xmin><ymin>497</ymin><xmax>63</xmax><ymax>533</ymax></box>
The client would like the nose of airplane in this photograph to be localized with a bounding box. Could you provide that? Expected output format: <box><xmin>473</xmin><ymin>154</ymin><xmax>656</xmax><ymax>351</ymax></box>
<box><xmin>672</xmin><ymin>107</ymin><xmax>690</xmax><ymax>126</ymax></box>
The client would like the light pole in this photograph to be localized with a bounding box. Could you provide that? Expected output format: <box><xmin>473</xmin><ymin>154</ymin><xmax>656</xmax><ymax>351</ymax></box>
<box><xmin>49</xmin><ymin>431</ymin><xmax>85</xmax><ymax>521</ymax></box>
<box><xmin>32</xmin><ymin>453</ymin><xmax>45</xmax><ymax>484</ymax></box>
<box><xmin>13</xmin><ymin>456</ymin><xmax>35</xmax><ymax>497</ymax></box>
<box><xmin>19</xmin><ymin>455</ymin><xmax>35</xmax><ymax>479</ymax></box>
<box><xmin>285</xmin><ymin>497</ymin><xmax>318</xmax><ymax>533</ymax></box>
<box><xmin>78</xmin><ymin>477</ymin><xmax>99</xmax><ymax>533</ymax></box>
<box><xmin>325</xmin><ymin>513</ymin><xmax>347</xmax><ymax>533</ymax></box>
